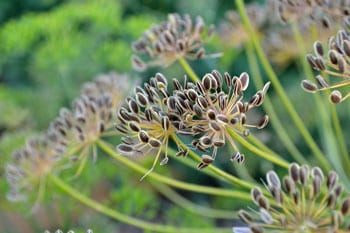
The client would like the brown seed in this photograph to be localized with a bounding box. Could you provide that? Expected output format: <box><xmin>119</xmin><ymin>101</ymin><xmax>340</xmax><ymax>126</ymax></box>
<box><xmin>207</xmin><ymin>109</ymin><xmax>216</xmax><ymax>120</ymax></box>
<box><xmin>327</xmin><ymin>192</ymin><xmax>337</xmax><ymax>208</ymax></box>
<box><xmin>341</xmin><ymin>197</ymin><xmax>350</xmax><ymax>215</ymax></box>
<box><xmin>306</xmin><ymin>54</ymin><xmax>318</xmax><ymax>69</ymax></box>
<box><xmin>328</xmin><ymin>50</ymin><xmax>338</xmax><ymax>65</ymax></box>
<box><xmin>238</xmin><ymin>210</ymin><xmax>253</xmax><ymax>223</ymax></box>
<box><xmin>149</xmin><ymin>138</ymin><xmax>162</xmax><ymax>148</ymax></box>
<box><xmin>314</xmin><ymin>41</ymin><xmax>324</xmax><ymax>57</ymax></box>
<box><xmin>266</xmin><ymin>170</ymin><xmax>281</xmax><ymax>188</ymax></box>
<box><xmin>129</xmin><ymin>121</ymin><xmax>140</xmax><ymax>132</ymax></box>
<box><xmin>161</xmin><ymin>116</ymin><xmax>170</xmax><ymax>130</ymax></box>
<box><xmin>289</xmin><ymin>163</ymin><xmax>300</xmax><ymax>182</ymax></box>
<box><xmin>315</xmin><ymin>75</ymin><xmax>329</xmax><ymax>88</ymax></box>
<box><xmin>202</xmin><ymin>74</ymin><xmax>212</xmax><ymax>90</ymax></box>
<box><xmin>136</xmin><ymin>92</ymin><xmax>148</xmax><ymax>107</ymax></box>
<box><xmin>139</xmin><ymin>130</ymin><xmax>149</xmax><ymax>143</ymax></box>
<box><xmin>301</xmin><ymin>80</ymin><xmax>318</xmax><ymax>93</ymax></box>
<box><xmin>327</xmin><ymin>171</ymin><xmax>338</xmax><ymax>190</ymax></box>
<box><xmin>283</xmin><ymin>176</ymin><xmax>296</xmax><ymax>194</ymax></box>
<box><xmin>312</xmin><ymin>176</ymin><xmax>321</xmax><ymax>197</ymax></box>
<box><xmin>201</xmin><ymin>154</ymin><xmax>214</xmax><ymax>164</ymax></box>
<box><xmin>257</xmin><ymin>115</ymin><xmax>269</xmax><ymax>129</ymax></box>
<box><xmin>239</xmin><ymin>72</ymin><xmax>249</xmax><ymax>91</ymax></box>
<box><xmin>209</xmin><ymin>121</ymin><xmax>221</xmax><ymax>131</ymax></box>
<box><xmin>199</xmin><ymin>136</ymin><xmax>212</xmax><ymax>147</ymax></box>
<box><xmin>330</xmin><ymin>90</ymin><xmax>343</xmax><ymax>104</ymax></box>
<box><xmin>197</xmin><ymin>96</ymin><xmax>208</xmax><ymax>109</ymax></box>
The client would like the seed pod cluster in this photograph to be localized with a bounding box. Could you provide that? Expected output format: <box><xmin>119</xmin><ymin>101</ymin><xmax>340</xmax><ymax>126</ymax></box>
<box><xmin>239</xmin><ymin>163</ymin><xmax>350</xmax><ymax>232</ymax></box>
<box><xmin>115</xmin><ymin>70</ymin><xmax>270</xmax><ymax>172</ymax></box>
<box><xmin>302</xmin><ymin>29</ymin><xmax>350</xmax><ymax>103</ymax></box>
<box><xmin>6</xmin><ymin>73</ymin><xmax>131</xmax><ymax>201</ymax></box>
<box><xmin>132</xmin><ymin>13</ymin><xmax>220</xmax><ymax>71</ymax></box>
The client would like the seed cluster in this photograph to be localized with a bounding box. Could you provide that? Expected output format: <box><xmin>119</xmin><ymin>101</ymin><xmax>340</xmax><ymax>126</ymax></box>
<box><xmin>276</xmin><ymin>0</ymin><xmax>350</xmax><ymax>25</ymax></box>
<box><xmin>115</xmin><ymin>70</ymin><xmax>270</xmax><ymax>175</ymax></box>
<box><xmin>219</xmin><ymin>2</ymin><xmax>271</xmax><ymax>49</ymax></box>
<box><xmin>6</xmin><ymin>73</ymin><xmax>130</xmax><ymax>201</ymax></box>
<box><xmin>132</xmin><ymin>13</ymin><xmax>219</xmax><ymax>71</ymax></box>
<box><xmin>239</xmin><ymin>163</ymin><xmax>350</xmax><ymax>233</ymax></box>
<box><xmin>302</xmin><ymin>29</ymin><xmax>350</xmax><ymax>103</ymax></box>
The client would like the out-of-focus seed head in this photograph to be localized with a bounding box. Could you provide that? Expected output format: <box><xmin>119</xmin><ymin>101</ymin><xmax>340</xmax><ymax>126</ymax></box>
<box><xmin>132</xmin><ymin>13</ymin><xmax>220</xmax><ymax>71</ymax></box>
<box><xmin>304</xmin><ymin>29</ymin><xmax>350</xmax><ymax>104</ymax></box>
<box><xmin>239</xmin><ymin>163</ymin><xmax>350</xmax><ymax>232</ymax></box>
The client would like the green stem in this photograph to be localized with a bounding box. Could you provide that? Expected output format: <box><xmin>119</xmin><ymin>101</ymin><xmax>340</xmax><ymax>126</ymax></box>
<box><xmin>178</xmin><ymin>57</ymin><xmax>200</xmax><ymax>82</ymax></box>
<box><xmin>49</xmin><ymin>174</ymin><xmax>232</xmax><ymax>233</ymax></box>
<box><xmin>244</xmin><ymin>41</ymin><xmax>308</xmax><ymax>164</ymax></box>
<box><xmin>227</xmin><ymin>129</ymin><xmax>289</xmax><ymax>168</ymax></box>
<box><xmin>152</xmin><ymin>181</ymin><xmax>239</xmax><ymax>219</ymax></box>
<box><xmin>235</xmin><ymin>0</ymin><xmax>330</xmax><ymax>171</ymax></box>
<box><xmin>97</xmin><ymin>140</ymin><xmax>250</xmax><ymax>198</ymax></box>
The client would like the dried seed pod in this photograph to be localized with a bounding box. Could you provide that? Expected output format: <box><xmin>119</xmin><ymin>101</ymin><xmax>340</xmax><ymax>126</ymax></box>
<box><xmin>330</xmin><ymin>90</ymin><xmax>343</xmax><ymax>104</ymax></box>
<box><xmin>301</xmin><ymin>80</ymin><xmax>318</xmax><ymax>93</ymax></box>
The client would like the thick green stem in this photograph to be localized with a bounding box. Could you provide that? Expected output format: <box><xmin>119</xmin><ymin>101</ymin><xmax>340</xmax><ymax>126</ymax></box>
<box><xmin>152</xmin><ymin>181</ymin><xmax>239</xmax><ymax>219</ymax></box>
<box><xmin>97</xmin><ymin>140</ymin><xmax>249</xmax><ymax>198</ymax></box>
<box><xmin>235</xmin><ymin>0</ymin><xmax>330</xmax><ymax>171</ymax></box>
<box><xmin>50</xmin><ymin>174</ymin><xmax>232</xmax><ymax>233</ymax></box>
<box><xmin>178</xmin><ymin>57</ymin><xmax>200</xmax><ymax>82</ymax></box>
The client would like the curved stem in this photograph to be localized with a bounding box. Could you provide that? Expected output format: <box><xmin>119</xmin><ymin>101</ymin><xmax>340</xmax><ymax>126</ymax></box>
<box><xmin>244</xmin><ymin>41</ymin><xmax>308</xmax><ymax>165</ymax></box>
<box><xmin>49</xmin><ymin>174</ymin><xmax>232</xmax><ymax>233</ymax></box>
<box><xmin>152</xmin><ymin>181</ymin><xmax>238</xmax><ymax>219</ymax></box>
<box><xmin>178</xmin><ymin>57</ymin><xmax>200</xmax><ymax>82</ymax></box>
<box><xmin>97</xmin><ymin>140</ymin><xmax>250</xmax><ymax>199</ymax></box>
<box><xmin>235</xmin><ymin>0</ymin><xmax>330</xmax><ymax>171</ymax></box>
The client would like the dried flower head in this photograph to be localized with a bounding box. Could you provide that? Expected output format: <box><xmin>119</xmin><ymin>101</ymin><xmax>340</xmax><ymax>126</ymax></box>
<box><xmin>132</xmin><ymin>13</ymin><xmax>220</xmax><ymax>71</ymax></box>
<box><xmin>169</xmin><ymin>70</ymin><xmax>270</xmax><ymax>169</ymax></box>
<box><xmin>115</xmin><ymin>70</ymin><xmax>270</xmax><ymax>175</ymax></box>
<box><xmin>6</xmin><ymin>136</ymin><xmax>62</xmax><ymax>202</ymax></box>
<box><xmin>238</xmin><ymin>163</ymin><xmax>350</xmax><ymax>232</ymax></box>
<box><xmin>6</xmin><ymin>73</ymin><xmax>131</xmax><ymax>201</ymax></box>
<box><xmin>276</xmin><ymin>0</ymin><xmax>350</xmax><ymax>24</ymax></box>
<box><xmin>115</xmin><ymin>73</ymin><xmax>187</xmax><ymax>180</ymax></box>
<box><xmin>302</xmin><ymin>29</ymin><xmax>350</xmax><ymax>103</ymax></box>
<box><xmin>219</xmin><ymin>3</ymin><xmax>271</xmax><ymax>49</ymax></box>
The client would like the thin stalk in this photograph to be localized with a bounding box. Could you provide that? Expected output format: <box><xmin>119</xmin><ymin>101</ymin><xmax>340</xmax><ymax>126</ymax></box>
<box><xmin>152</xmin><ymin>181</ymin><xmax>241</xmax><ymax>219</ymax></box>
<box><xmin>97</xmin><ymin>140</ymin><xmax>250</xmax><ymax>198</ymax></box>
<box><xmin>244</xmin><ymin>41</ymin><xmax>307</xmax><ymax>164</ymax></box>
<box><xmin>235</xmin><ymin>0</ymin><xmax>330</xmax><ymax>171</ymax></box>
<box><xmin>227</xmin><ymin>128</ymin><xmax>289</xmax><ymax>169</ymax></box>
<box><xmin>171</xmin><ymin>134</ymin><xmax>255</xmax><ymax>190</ymax></box>
<box><xmin>291</xmin><ymin>22</ymin><xmax>350</xmax><ymax>174</ymax></box>
<box><xmin>50</xmin><ymin>174</ymin><xmax>232</xmax><ymax>233</ymax></box>
<box><xmin>178</xmin><ymin>57</ymin><xmax>200</xmax><ymax>82</ymax></box>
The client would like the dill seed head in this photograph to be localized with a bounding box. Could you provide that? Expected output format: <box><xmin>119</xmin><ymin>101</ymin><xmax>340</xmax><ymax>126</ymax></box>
<box><xmin>6</xmin><ymin>136</ymin><xmax>62</xmax><ymax>202</ymax></box>
<box><xmin>115</xmin><ymin>73</ymin><xmax>186</xmax><ymax>180</ymax></box>
<box><xmin>276</xmin><ymin>0</ymin><xmax>350</xmax><ymax>24</ymax></box>
<box><xmin>131</xmin><ymin>13</ymin><xmax>220</xmax><ymax>71</ymax></box>
<box><xmin>170</xmin><ymin>70</ymin><xmax>270</xmax><ymax>168</ymax></box>
<box><xmin>239</xmin><ymin>163</ymin><xmax>350</xmax><ymax>232</ymax></box>
<box><xmin>219</xmin><ymin>3</ymin><xmax>269</xmax><ymax>48</ymax></box>
<box><xmin>303</xmin><ymin>29</ymin><xmax>350</xmax><ymax>103</ymax></box>
<box><xmin>6</xmin><ymin>73</ymin><xmax>131</xmax><ymax>201</ymax></box>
